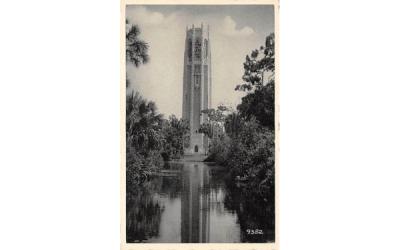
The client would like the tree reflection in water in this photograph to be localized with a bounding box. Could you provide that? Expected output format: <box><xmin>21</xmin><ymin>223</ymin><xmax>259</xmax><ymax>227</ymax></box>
<box><xmin>126</xmin><ymin>171</ymin><xmax>183</xmax><ymax>243</ymax></box>
<box><xmin>126</xmin><ymin>178</ymin><xmax>165</xmax><ymax>243</ymax></box>
<box><xmin>209</xmin><ymin>168</ymin><xmax>274</xmax><ymax>242</ymax></box>
<box><xmin>223</xmin><ymin>181</ymin><xmax>275</xmax><ymax>242</ymax></box>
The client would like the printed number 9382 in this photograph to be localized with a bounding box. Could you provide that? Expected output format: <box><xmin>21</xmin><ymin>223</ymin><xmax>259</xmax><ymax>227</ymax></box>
<box><xmin>246</xmin><ymin>229</ymin><xmax>264</xmax><ymax>235</ymax></box>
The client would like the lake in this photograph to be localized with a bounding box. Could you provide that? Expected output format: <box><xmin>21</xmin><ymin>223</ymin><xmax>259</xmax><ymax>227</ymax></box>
<box><xmin>126</xmin><ymin>161</ymin><xmax>274</xmax><ymax>243</ymax></box>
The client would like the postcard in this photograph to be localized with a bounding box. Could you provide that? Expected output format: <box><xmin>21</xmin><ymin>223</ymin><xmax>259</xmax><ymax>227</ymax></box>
<box><xmin>121</xmin><ymin>1</ymin><xmax>279</xmax><ymax>249</ymax></box>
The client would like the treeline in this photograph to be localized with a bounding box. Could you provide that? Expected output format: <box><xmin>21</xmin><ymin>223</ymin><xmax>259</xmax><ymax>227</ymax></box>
<box><xmin>203</xmin><ymin>33</ymin><xmax>275</xmax><ymax>202</ymax></box>
<box><xmin>126</xmin><ymin>90</ymin><xmax>189</xmax><ymax>184</ymax></box>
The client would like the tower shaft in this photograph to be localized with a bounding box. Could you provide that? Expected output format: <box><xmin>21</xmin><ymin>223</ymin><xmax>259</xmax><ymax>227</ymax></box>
<box><xmin>182</xmin><ymin>24</ymin><xmax>211</xmax><ymax>154</ymax></box>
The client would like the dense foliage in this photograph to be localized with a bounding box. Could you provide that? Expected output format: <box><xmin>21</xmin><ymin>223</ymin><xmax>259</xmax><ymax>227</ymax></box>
<box><xmin>198</xmin><ymin>105</ymin><xmax>229</xmax><ymax>139</ymax></box>
<box><xmin>161</xmin><ymin>115</ymin><xmax>190</xmax><ymax>160</ymax></box>
<box><xmin>237</xmin><ymin>81</ymin><xmax>274</xmax><ymax>129</ymax></box>
<box><xmin>204</xmin><ymin>33</ymin><xmax>275</xmax><ymax>202</ymax></box>
<box><xmin>126</xmin><ymin>90</ymin><xmax>189</xmax><ymax>184</ymax></box>
<box><xmin>126</xmin><ymin>90</ymin><xmax>163</xmax><ymax>184</ymax></box>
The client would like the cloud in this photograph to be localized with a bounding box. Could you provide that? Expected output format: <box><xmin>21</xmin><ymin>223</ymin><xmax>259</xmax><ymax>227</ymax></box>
<box><xmin>126</xmin><ymin>6</ymin><xmax>177</xmax><ymax>27</ymax></box>
<box><xmin>222</xmin><ymin>16</ymin><xmax>254</xmax><ymax>37</ymax></box>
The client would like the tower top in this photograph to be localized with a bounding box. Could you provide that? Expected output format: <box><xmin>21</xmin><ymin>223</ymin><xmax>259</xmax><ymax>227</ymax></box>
<box><xmin>186</xmin><ymin>23</ymin><xmax>210</xmax><ymax>39</ymax></box>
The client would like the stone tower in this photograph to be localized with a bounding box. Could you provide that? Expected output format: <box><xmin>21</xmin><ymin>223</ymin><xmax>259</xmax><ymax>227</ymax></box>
<box><xmin>182</xmin><ymin>24</ymin><xmax>212</xmax><ymax>155</ymax></box>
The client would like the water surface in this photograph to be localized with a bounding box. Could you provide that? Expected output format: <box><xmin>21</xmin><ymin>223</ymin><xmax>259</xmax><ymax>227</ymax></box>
<box><xmin>126</xmin><ymin>161</ymin><xmax>274</xmax><ymax>243</ymax></box>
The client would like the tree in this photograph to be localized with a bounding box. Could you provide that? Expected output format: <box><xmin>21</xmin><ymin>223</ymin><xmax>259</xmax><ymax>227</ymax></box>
<box><xmin>235</xmin><ymin>33</ymin><xmax>275</xmax><ymax>129</ymax></box>
<box><xmin>161</xmin><ymin>115</ymin><xmax>189</xmax><ymax>160</ymax></box>
<box><xmin>126</xmin><ymin>90</ymin><xmax>165</xmax><ymax>183</ymax></box>
<box><xmin>235</xmin><ymin>33</ymin><xmax>275</xmax><ymax>91</ymax></box>
<box><xmin>126</xmin><ymin>90</ymin><xmax>164</xmax><ymax>154</ymax></box>
<box><xmin>126</xmin><ymin>22</ymin><xmax>149</xmax><ymax>67</ymax></box>
<box><xmin>198</xmin><ymin>105</ymin><xmax>230</xmax><ymax>138</ymax></box>
<box><xmin>237</xmin><ymin>81</ymin><xmax>274</xmax><ymax>129</ymax></box>
<box><xmin>224</xmin><ymin>112</ymin><xmax>243</xmax><ymax>138</ymax></box>
<box><xmin>126</xmin><ymin>22</ymin><xmax>149</xmax><ymax>88</ymax></box>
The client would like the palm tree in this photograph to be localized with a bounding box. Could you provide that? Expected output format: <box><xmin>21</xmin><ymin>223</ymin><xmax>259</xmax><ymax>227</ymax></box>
<box><xmin>126</xmin><ymin>90</ymin><xmax>144</xmax><ymax>138</ymax></box>
<box><xmin>126</xmin><ymin>90</ymin><xmax>164</xmax><ymax>151</ymax></box>
<box><xmin>126</xmin><ymin>22</ymin><xmax>149</xmax><ymax>67</ymax></box>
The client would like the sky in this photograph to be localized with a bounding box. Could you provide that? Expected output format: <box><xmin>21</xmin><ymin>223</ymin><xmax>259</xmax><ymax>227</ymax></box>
<box><xmin>126</xmin><ymin>5</ymin><xmax>274</xmax><ymax>118</ymax></box>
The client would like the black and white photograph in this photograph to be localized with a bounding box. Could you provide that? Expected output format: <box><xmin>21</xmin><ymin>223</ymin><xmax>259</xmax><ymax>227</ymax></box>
<box><xmin>124</xmin><ymin>3</ymin><xmax>276</xmax><ymax>244</ymax></box>
<box><xmin>4</xmin><ymin>1</ymin><xmax>400</xmax><ymax>250</ymax></box>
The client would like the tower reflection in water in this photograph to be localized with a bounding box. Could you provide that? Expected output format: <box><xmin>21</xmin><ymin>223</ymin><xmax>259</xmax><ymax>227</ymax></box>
<box><xmin>130</xmin><ymin>161</ymin><xmax>242</xmax><ymax>243</ymax></box>
<box><xmin>181</xmin><ymin>163</ymin><xmax>210</xmax><ymax>243</ymax></box>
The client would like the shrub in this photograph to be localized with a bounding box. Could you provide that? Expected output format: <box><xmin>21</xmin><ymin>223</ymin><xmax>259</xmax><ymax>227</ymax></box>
<box><xmin>206</xmin><ymin>135</ymin><xmax>231</xmax><ymax>165</ymax></box>
<box><xmin>210</xmin><ymin>118</ymin><xmax>275</xmax><ymax>200</ymax></box>
<box><xmin>126</xmin><ymin>146</ymin><xmax>163</xmax><ymax>185</ymax></box>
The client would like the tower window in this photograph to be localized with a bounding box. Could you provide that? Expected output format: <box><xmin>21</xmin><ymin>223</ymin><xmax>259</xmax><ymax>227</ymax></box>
<box><xmin>204</xmin><ymin>39</ymin><xmax>208</xmax><ymax>58</ymax></box>
<box><xmin>188</xmin><ymin>39</ymin><xmax>192</xmax><ymax>62</ymax></box>
<box><xmin>194</xmin><ymin>65</ymin><xmax>201</xmax><ymax>89</ymax></box>
<box><xmin>194</xmin><ymin>39</ymin><xmax>201</xmax><ymax>60</ymax></box>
